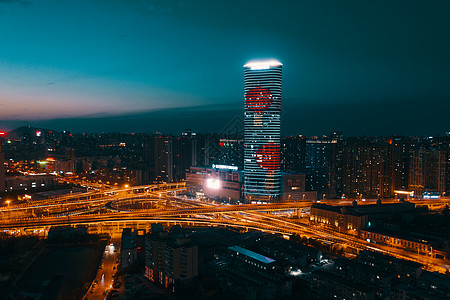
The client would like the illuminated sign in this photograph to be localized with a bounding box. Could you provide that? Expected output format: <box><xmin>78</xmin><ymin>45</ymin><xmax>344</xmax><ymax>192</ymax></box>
<box><xmin>206</xmin><ymin>178</ymin><xmax>220</xmax><ymax>189</ymax></box>
<box><xmin>212</xmin><ymin>164</ymin><xmax>238</xmax><ymax>171</ymax></box>
<box><xmin>0</xmin><ymin>131</ymin><xmax>5</xmax><ymax>136</ymax></box>
<box><xmin>394</xmin><ymin>190</ymin><xmax>414</xmax><ymax>196</ymax></box>
<box><xmin>423</xmin><ymin>191</ymin><xmax>439</xmax><ymax>199</ymax></box>
<box><xmin>36</xmin><ymin>131</ymin><xmax>41</xmax><ymax>137</ymax></box>
<box><xmin>255</xmin><ymin>143</ymin><xmax>281</xmax><ymax>170</ymax></box>
<box><xmin>245</xmin><ymin>86</ymin><xmax>273</xmax><ymax>111</ymax></box>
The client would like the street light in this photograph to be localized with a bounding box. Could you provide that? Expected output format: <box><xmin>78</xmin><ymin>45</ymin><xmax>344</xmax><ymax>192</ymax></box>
<box><xmin>6</xmin><ymin>200</ymin><xmax>10</xmax><ymax>208</ymax></box>
<box><xmin>322</xmin><ymin>194</ymin><xmax>325</xmax><ymax>201</ymax></box>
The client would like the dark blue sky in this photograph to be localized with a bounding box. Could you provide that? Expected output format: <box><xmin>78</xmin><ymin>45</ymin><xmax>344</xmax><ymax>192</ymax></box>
<box><xmin>1</xmin><ymin>0</ymin><xmax>449</xmax><ymax>136</ymax></box>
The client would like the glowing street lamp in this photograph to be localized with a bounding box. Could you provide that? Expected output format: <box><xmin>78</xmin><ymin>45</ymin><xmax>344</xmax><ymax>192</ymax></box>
<box><xmin>6</xmin><ymin>200</ymin><xmax>10</xmax><ymax>207</ymax></box>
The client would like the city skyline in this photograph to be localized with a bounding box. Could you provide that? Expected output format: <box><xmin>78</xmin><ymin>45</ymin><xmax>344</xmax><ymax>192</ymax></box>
<box><xmin>1</xmin><ymin>0</ymin><xmax>449</xmax><ymax>136</ymax></box>
<box><xmin>1</xmin><ymin>2</ymin><xmax>450</xmax><ymax>298</ymax></box>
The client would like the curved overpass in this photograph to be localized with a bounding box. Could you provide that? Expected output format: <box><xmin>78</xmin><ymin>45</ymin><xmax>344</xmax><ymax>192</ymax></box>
<box><xmin>0</xmin><ymin>182</ymin><xmax>186</xmax><ymax>213</ymax></box>
<box><xmin>0</xmin><ymin>201</ymin><xmax>310</xmax><ymax>229</ymax></box>
<box><xmin>1</xmin><ymin>208</ymin><xmax>448</xmax><ymax>274</ymax></box>
<box><xmin>107</xmin><ymin>201</ymin><xmax>311</xmax><ymax>214</ymax></box>
<box><xmin>2</xmin><ymin>210</ymin><xmax>447</xmax><ymax>274</ymax></box>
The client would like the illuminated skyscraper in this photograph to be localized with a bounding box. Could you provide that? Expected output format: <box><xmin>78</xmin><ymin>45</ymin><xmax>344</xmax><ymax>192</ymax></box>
<box><xmin>243</xmin><ymin>59</ymin><xmax>282</xmax><ymax>202</ymax></box>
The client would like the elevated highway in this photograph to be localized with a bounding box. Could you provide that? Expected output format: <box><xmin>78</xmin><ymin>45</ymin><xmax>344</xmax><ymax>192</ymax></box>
<box><xmin>0</xmin><ymin>182</ymin><xmax>186</xmax><ymax>218</ymax></box>
<box><xmin>1</xmin><ymin>182</ymin><xmax>449</xmax><ymax>274</ymax></box>
<box><xmin>1</xmin><ymin>208</ymin><xmax>447</xmax><ymax>274</ymax></box>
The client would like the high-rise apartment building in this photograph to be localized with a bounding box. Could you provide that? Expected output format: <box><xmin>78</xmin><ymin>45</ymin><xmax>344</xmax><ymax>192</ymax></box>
<box><xmin>145</xmin><ymin>227</ymin><xmax>198</xmax><ymax>293</ymax></box>
<box><xmin>172</xmin><ymin>130</ymin><xmax>198</xmax><ymax>182</ymax></box>
<box><xmin>409</xmin><ymin>150</ymin><xmax>446</xmax><ymax>196</ymax></box>
<box><xmin>154</xmin><ymin>135</ymin><xmax>173</xmax><ymax>182</ymax></box>
<box><xmin>305</xmin><ymin>137</ymin><xmax>338</xmax><ymax>199</ymax></box>
<box><xmin>144</xmin><ymin>132</ymin><xmax>199</xmax><ymax>183</ymax></box>
<box><xmin>0</xmin><ymin>144</ymin><xmax>5</xmax><ymax>192</ymax></box>
<box><xmin>243</xmin><ymin>59</ymin><xmax>282</xmax><ymax>202</ymax></box>
<box><xmin>281</xmin><ymin>135</ymin><xmax>306</xmax><ymax>173</ymax></box>
<box><xmin>341</xmin><ymin>138</ymin><xmax>395</xmax><ymax>199</ymax></box>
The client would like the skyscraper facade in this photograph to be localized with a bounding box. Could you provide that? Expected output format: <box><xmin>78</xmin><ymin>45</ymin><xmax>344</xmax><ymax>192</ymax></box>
<box><xmin>243</xmin><ymin>59</ymin><xmax>282</xmax><ymax>202</ymax></box>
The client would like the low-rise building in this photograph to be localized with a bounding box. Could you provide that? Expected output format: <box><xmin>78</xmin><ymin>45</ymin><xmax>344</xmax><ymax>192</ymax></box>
<box><xmin>310</xmin><ymin>203</ymin><xmax>369</xmax><ymax>234</ymax></box>
<box><xmin>281</xmin><ymin>173</ymin><xmax>317</xmax><ymax>201</ymax></box>
<box><xmin>310</xmin><ymin>202</ymin><xmax>416</xmax><ymax>234</ymax></box>
<box><xmin>358</xmin><ymin>250</ymin><xmax>422</xmax><ymax>281</ymax></box>
<box><xmin>312</xmin><ymin>270</ymin><xmax>376</xmax><ymax>300</ymax></box>
<box><xmin>186</xmin><ymin>166</ymin><xmax>317</xmax><ymax>202</ymax></box>
<box><xmin>4</xmin><ymin>174</ymin><xmax>58</xmax><ymax>192</ymax></box>
<box><xmin>224</xmin><ymin>245</ymin><xmax>292</xmax><ymax>300</ymax></box>
<box><xmin>390</xmin><ymin>283</ymin><xmax>449</xmax><ymax>300</ymax></box>
<box><xmin>333</xmin><ymin>258</ymin><xmax>393</xmax><ymax>299</ymax></box>
<box><xmin>186</xmin><ymin>165</ymin><xmax>242</xmax><ymax>201</ymax></box>
<box><xmin>360</xmin><ymin>229</ymin><xmax>447</xmax><ymax>259</ymax></box>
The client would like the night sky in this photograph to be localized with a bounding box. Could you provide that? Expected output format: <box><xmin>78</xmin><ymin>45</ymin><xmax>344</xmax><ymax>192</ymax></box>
<box><xmin>1</xmin><ymin>0</ymin><xmax>449</xmax><ymax>136</ymax></box>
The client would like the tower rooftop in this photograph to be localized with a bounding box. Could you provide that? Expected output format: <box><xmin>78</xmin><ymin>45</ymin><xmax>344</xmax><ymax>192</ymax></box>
<box><xmin>244</xmin><ymin>59</ymin><xmax>282</xmax><ymax>70</ymax></box>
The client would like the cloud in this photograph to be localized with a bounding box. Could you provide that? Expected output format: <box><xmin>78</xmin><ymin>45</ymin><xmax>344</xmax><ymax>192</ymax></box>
<box><xmin>1</xmin><ymin>96</ymin><xmax>449</xmax><ymax>137</ymax></box>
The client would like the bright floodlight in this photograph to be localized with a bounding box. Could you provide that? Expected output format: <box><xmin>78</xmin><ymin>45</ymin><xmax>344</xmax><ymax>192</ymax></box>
<box><xmin>244</xmin><ymin>59</ymin><xmax>282</xmax><ymax>70</ymax></box>
<box><xmin>206</xmin><ymin>178</ymin><xmax>220</xmax><ymax>189</ymax></box>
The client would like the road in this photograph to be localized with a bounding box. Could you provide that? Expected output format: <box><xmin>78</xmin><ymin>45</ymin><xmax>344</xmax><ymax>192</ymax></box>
<box><xmin>0</xmin><ymin>182</ymin><xmax>186</xmax><ymax>219</ymax></box>
<box><xmin>1</xmin><ymin>183</ymin><xmax>449</xmax><ymax>274</ymax></box>
<box><xmin>84</xmin><ymin>239</ymin><xmax>119</xmax><ymax>300</ymax></box>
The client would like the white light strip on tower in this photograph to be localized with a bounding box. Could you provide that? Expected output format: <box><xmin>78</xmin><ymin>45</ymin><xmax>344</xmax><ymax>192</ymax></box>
<box><xmin>244</xmin><ymin>59</ymin><xmax>282</xmax><ymax>70</ymax></box>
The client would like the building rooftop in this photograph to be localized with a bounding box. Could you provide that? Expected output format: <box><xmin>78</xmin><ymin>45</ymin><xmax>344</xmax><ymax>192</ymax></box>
<box><xmin>121</xmin><ymin>234</ymin><xmax>136</xmax><ymax>250</ymax></box>
<box><xmin>228</xmin><ymin>245</ymin><xmax>275</xmax><ymax>264</ymax></box>
<box><xmin>313</xmin><ymin>270</ymin><xmax>376</xmax><ymax>294</ymax></box>
<box><xmin>244</xmin><ymin>59</ymin><xmax>282</xmax><ymax>70</ymax></box>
